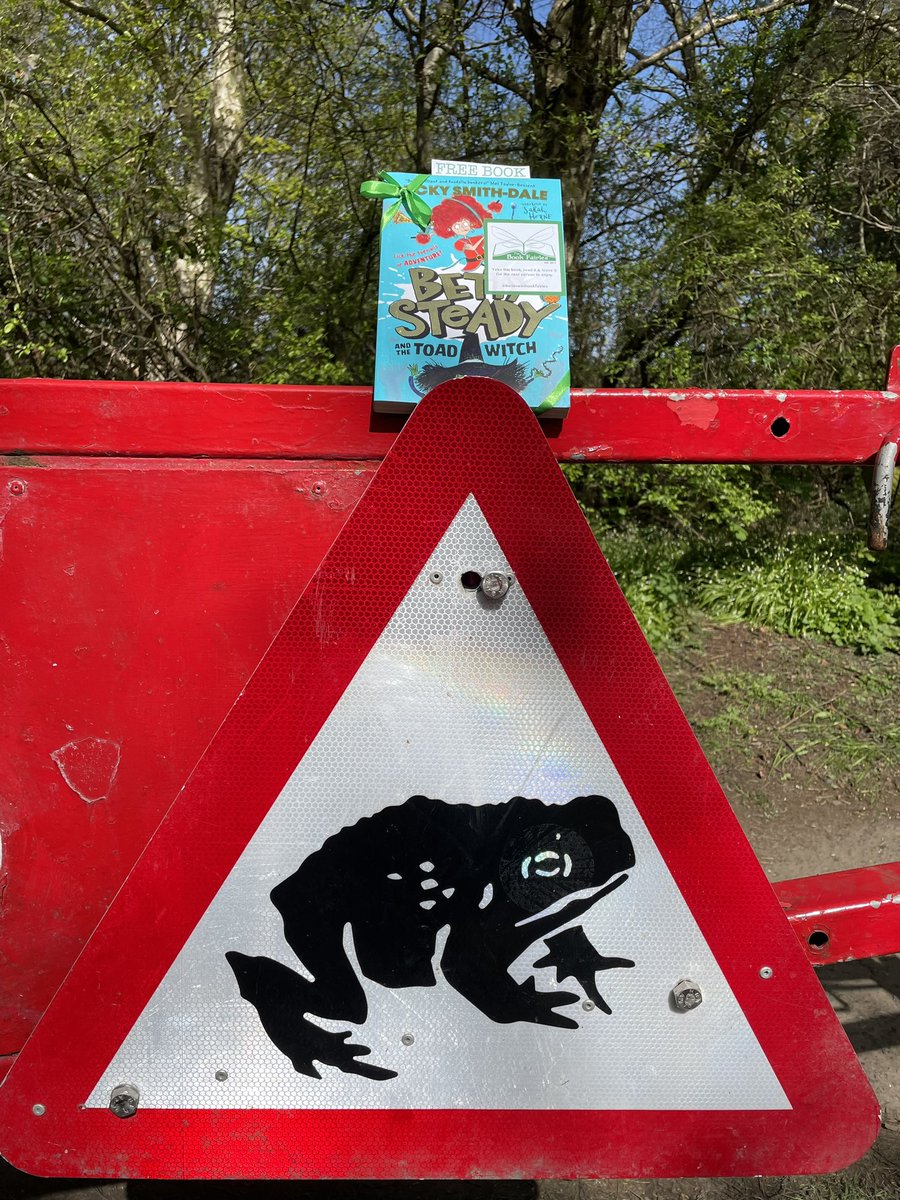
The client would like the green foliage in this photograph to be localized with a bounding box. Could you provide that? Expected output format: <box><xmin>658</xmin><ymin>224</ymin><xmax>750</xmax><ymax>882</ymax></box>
<box><xmin>605</xmin><ymin>165</ymin><xmax>900</xmax><ymax>390</ymax></box>
<box><xmin>567</xmin><ymin>464</ymin><xmax>900</xmax><ymax>655</ymax></box>
<box><xmin>598</xmin><ymin>526</ymin><xmax>694</xmax><ymax>650</ymax></box>
<box><xmin>565</xmin><ymin>462</ymin><xmax>777</xmax><ymax>539</ymax></box>
<box><xmin>697</xmin><ymin>536</ymin><xmax>900</xmax><ymax>653</ymax></box>
<box><xmin>566</xmin><ymin>462</ymin><xmax>780</xmax><ymax>649</ymax></box>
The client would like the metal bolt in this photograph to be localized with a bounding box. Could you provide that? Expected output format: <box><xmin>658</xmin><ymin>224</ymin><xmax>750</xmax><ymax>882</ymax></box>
<box><xmin>8</xmin><ymin>480</ymin><xmax>25</xmax><ymax>496</ymax></box>
<box><xmin>480</xmin><ymin>572</ymin><xmax>511</xmax><ymax>601</ymax></box>
<box><xmin>109</xmin><ymin>1083</ymin><xmax>140</xmax><ymax>1119</ymax></box>
<box><xmin>759</xmin><ymin>966</ymin><xmax>774</xmax><ymax>980</ymax></box>
<box><xmin>582</xmin><ymin>999</ymin><xmax>595</xmax><ymax>1012</ymax></box>
<box><xmin>32</xmin><ymin>1103</ymin><xmax>46</xmax><ymax>1117</ymax></box>
<box><xmin>672</xmin><ymin>978</ymin><xmax>703</xmax><ymax>1011</ymax></box>
<box><xmin>215</xmin><ymin>1069</ymin><xmax>228</xmax><ymax>1082</ymax></box>
<box><xmin>400</xmin><ymin>1032</ymin><xmax>415</xmax><ymax>1046</ymax></box>
<box><xmin>429</xmin><ymin>571</ymin><xmax>443</xmax><ymax>585</ymax></box>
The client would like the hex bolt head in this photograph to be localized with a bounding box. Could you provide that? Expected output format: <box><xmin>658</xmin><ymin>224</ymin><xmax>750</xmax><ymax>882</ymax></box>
<box><xmin>109</xmin><ymin>1083</ymin><xmax>140</xmax><ymax>1118</ymax></box>
<box><xmin>672</xmin><ymin>978</ymin><xmax>703</xmax><ymax>1012</ymax></box>
<box><xmin>480</xmin><ymin>572</ymin><xmax>511</xmax><ymax>601</ymax></box>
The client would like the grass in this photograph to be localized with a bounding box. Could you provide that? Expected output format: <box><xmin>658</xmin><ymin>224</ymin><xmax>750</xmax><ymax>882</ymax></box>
<box><xmin>697</xmin><ymin>667</ymin><xmax>900</xmax><ymax>800</ymax></box>
<box><xmin>697</xmin><ymin>536</ymin><xmax>900</xmax><ymax>654</ymax></box>
<box><xmin>660</xmin><ymin>621</ymin><xmax>900</xmax><ymax>811</ymax></box>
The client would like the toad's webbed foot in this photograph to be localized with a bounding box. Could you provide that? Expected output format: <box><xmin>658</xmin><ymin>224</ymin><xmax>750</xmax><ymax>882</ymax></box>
<box><xmin>226</xmin><ymin>951</ymin><xmax>397</xmax><ymax>1080</ymax></box>
<box><xmin>307</xmin><ymin>1028</ymin><xmax>398</xmax><ymax>1081</ymax></box>
<box><xmin>511</xmin><ymin>975</ymin><xmax>580</xmax><ymax>1028</ymax></box>
<box><xmin>533</xmin><ymin>926</ymin><xmax>634</xmax><ymax>1015</ymax></box>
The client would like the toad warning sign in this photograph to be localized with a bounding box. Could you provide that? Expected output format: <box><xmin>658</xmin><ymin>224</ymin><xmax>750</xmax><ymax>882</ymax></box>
<box><xmin>0</xmin><ymin>379</ymin><xmax>878</xmax><ymax>1180</ymax></box>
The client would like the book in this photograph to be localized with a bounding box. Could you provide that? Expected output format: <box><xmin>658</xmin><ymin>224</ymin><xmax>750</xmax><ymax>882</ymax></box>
<box><xmin>367</xmin><ymin>171</ymin><xmax>570</xmax><ymax>416</ymax></box>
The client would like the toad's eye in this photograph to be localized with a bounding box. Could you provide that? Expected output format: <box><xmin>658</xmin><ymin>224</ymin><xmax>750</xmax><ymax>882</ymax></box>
<box><xmin>521</xmin><ymin>850</ymin><xmax>573</xmax><ymax>880</ymax></box>
<box><xmin>500</xmin><ymin>823</ymin><xmax>596</xmax><ymax>912</ymax></box>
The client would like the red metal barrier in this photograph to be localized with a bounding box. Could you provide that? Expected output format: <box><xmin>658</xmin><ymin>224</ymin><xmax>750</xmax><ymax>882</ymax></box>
<box><xmin>1</xmin><ymin>354</ymin><xmax>898</xmax><ymax>1089</ymax></box>
<box><xmin>1</xmin><ymin>344</ymin><xmax>898</xmax><ymax>463</ymax></box>
<box><xmin>775</xmin><ymin>862</ymin><xmax>900</xmax><ymax>965</ymax></box>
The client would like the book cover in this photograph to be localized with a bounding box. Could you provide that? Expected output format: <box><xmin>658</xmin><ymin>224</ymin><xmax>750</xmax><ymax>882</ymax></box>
<box><xmin>366</xmin><ymin>172</ymin><xmax>570</xmax><ymax>415</ymax></box>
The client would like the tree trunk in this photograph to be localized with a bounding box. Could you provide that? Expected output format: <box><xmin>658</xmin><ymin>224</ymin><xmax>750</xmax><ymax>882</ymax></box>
<box><xmin>163</xmin><ymin>0</ymin><xmax>246</xmax><ymax>377</ymax></box>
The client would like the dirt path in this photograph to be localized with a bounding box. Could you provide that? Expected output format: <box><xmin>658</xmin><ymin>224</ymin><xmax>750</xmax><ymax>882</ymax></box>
<box><xmin>0</xmin><ymin>623</ymin><xmax>897</xmax><ymax>1199</ymax></box>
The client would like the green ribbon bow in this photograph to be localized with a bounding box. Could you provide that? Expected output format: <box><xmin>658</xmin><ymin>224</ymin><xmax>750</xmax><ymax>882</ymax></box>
<box><xmin>360</xmin><ymin>171</ymin><xmax>432</xmax><ymax>231</ymax></box>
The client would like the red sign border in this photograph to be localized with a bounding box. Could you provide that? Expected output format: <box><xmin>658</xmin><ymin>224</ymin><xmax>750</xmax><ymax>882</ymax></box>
<box><xmin>0</xmin><ymin>378</ymin><xmax>879</xmax><ymax>1179</ymax></box>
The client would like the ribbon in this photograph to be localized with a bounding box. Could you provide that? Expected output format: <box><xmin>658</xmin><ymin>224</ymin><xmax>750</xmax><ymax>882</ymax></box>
<box><xmin>360</xmin><ymin>171</ymin><xmax>432</xmax><ymax>231</ymax></box>
<box><xmin>536</xmin><ymin>369</ymin><xmax>571</xmax><ymax>414</ymax></box>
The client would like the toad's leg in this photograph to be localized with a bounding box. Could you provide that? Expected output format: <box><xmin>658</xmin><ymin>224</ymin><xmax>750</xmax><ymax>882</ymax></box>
<box><xmin>226</xmin><ymin>952</ymin><xmax>397</xmax><ymax>1080</ymax></box>
<box><xmin>272</xmin><ymin>874</ymin><xmax>367</xmax><ymax>1024</ymax></box>
<box><xmin>441</xmin><ymin>926</ymin><xmax>578</xmax><ymax>1027</ymax></box>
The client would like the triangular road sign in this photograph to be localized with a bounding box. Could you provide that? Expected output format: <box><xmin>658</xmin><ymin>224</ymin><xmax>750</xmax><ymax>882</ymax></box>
<box><xmin>0</xmin><ymin>380</ymin><xmax>878</xmax><ymax>1180</ymax></box>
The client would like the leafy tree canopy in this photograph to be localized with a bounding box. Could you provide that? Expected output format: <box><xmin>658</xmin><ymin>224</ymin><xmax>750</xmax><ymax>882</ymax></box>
<box><xmin>0</xmin><ymin>0</ymin><xmax>897</xmax><ymax>388</ymax></box>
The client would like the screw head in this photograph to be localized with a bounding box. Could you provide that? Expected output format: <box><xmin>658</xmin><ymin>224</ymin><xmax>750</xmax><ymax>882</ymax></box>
<box><xmin>400</xmin><ymin>1032</ymin><xmax>415</xmax><ymax>1046</ymax></box>
<box><xmin>215</xmin><ymin>1069</ymin><xmax>228</xmax><ymax>1082</ymax></box>
<box><xmin>582</xmin><ymin>999</ymin><xmax>595</xmax><ymax>1012</ymax></box>
<box><xmin>32</xmin><ymin>1103</ymin><xmax>46</xmax><ymax>1117</ymax></box>
<box><xmin>759</xmin><ymin>966</ymin><xmax>774</xmax><ymax>980</ymax></box>
<box><xmin>109</xmin><ymin>1083</ymin><xmax>139</xmax><ymax>1119</ymax></box>
<box><xmin>8</xmin><ymin>480</ymin><xmax>25</xmax><ymax>496</ymax></box>
<box><xmin>429</xmin><ymin>571</ymin><xmax>443</xmax><ymax>585</ymax></box>
<box><xmin>480</xmin><ymin>572</ymin><xmax>511</xmax><ymax>601</ymax></box>
<box><xmin>672</xmin><ymin>978</ymin><xmax>703</xmax><ymax>1011</ymax></box>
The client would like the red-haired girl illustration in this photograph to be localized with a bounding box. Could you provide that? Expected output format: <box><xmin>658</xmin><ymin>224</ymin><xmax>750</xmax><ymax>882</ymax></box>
<box><xmin>416</xmin><ymin>193</ymin><xmax>502</xmax><ymax>270</ymax></box>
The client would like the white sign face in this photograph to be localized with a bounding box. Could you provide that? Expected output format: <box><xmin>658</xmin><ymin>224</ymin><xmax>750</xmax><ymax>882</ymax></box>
<box><xmin>87</xmin><ymin>498</ymin><xmax>788</xmax><ymax>1113</ymax></box>
<box><xmin>431</xmin><ymin>159</ymin><xmax>531</xmax><ymax>179</ymax></box>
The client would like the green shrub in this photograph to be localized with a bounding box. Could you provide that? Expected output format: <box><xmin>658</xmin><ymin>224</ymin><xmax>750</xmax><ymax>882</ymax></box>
<box><xmin>598</xmin><ymin>527</ymin><xmax>695</xmax><ymax>650</ymax></box>
<box><xmin>697</xmin><ymin>536</ymin><xmax>900</xmax><ymax>653</ymax></box>
<box><xmin>567</xmin><ymin>462</ymin><xmax>900</xmax><ymax>655</ymax></box>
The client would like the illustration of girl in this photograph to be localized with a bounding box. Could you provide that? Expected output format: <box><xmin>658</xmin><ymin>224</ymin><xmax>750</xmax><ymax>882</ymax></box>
<box><xmin>416</xmin><ymin>193</ymin><xmax>502</xmax><ymax>270</ymax></box>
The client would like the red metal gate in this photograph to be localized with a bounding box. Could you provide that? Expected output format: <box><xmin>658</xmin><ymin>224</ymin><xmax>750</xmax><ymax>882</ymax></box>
<box><xmin>1</xmin><ymin>359</ymin><xmax>898</xmax><ymax>1088</ymax></box>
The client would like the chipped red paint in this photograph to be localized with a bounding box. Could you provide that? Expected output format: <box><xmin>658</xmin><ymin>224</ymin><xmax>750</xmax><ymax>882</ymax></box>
<box><xmin>665</xmin><ymin>393</ymin><xmax>720</xmax><ymax>431</ymax></box>
<box><xmin>775</xmin><ymin>862</ymin><xmax>900</xmax><ymax>965</ymax></box>
<box><xmin>50</xmin><ymin>736</ymin><xmax>121</xmax><ymax>803</ymax></box>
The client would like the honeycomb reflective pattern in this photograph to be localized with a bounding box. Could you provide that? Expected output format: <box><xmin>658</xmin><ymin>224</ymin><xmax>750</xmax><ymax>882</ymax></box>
<box><xmin>0</xmin><ymin>378</ymin><xmax>879</xmax><ymax>1181</ymax></box>
<box><xmin>87</xmin><ymin>495</ymin><xmax>787</xmax><ymax>1112</ymax></box>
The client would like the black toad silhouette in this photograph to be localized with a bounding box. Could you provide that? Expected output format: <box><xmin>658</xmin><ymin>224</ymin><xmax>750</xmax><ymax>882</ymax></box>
<box><xmin>227</xmin><ymin>793</ymin><xmax>635</xmax><ymax>1080</ymax></box>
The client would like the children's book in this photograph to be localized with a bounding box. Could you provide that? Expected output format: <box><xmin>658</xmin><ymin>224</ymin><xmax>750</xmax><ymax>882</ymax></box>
<box><xmin>365</xmin><ymin>171</ymin><xmax>570</xmax><ymax>416</ymax></box>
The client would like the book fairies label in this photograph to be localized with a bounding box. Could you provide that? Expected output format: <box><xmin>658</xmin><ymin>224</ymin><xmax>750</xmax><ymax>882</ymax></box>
<box><xmin>362</xmin><ymin>171</ymin><xmax>570</xmax><ymax>416</ymax></box>
<box><xmin>484</xmin><ymin>221</ymin><xmax>564</xmax><ymax>294</ymax></box>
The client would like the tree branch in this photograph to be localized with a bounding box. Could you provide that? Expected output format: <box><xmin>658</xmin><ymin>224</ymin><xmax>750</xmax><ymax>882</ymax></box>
<box><xmin>55</xmin><ymin>0</ymin><xmax>128</xmax><ymax>38</ymax></box>
<box><xmin>831</xmin><ymin>0</ymin><xmax>900</xmax><ymax>36</ymax></box>
<box><xmin>625</xmin><ymin>0</ymin><xmax>805</xmax><ymax>78</ymax></box>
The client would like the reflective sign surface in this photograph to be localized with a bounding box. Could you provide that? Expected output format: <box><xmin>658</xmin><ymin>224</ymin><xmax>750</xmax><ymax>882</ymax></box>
<box><xmin>88</xmin><ymin>497</ymin><xmax>786</xmax><ymax>1112</ymax></box>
